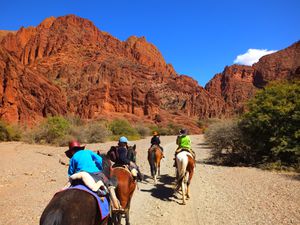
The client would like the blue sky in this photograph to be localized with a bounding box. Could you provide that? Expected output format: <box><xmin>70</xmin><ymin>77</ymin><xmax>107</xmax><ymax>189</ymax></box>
<box><xmin>1</xmin><ymin>0</ymin><xmax>299</xmax><ymax>86</ymax></box>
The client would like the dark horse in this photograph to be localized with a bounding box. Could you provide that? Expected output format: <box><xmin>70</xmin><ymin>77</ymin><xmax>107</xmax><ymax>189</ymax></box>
<box><xmin>147</xmin><ymin>145</ymin><xmax>163</xmax><ymax>184</ymax></box>
<box><xmin>40</xmin><ymin>154</ymin><xmax>112</xmax><ymax>225</ymax></box>
<box><xmin>110</xmin><ymin>145</ymin><xmax>137</xmax><ymax>225</ymax></box>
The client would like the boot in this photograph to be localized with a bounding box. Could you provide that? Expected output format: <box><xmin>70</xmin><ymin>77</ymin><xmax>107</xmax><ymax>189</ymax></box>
<box><xmin>137</xmin><ymin>171</ymin><xmax>144</xmax><ymax>181</ymax></box>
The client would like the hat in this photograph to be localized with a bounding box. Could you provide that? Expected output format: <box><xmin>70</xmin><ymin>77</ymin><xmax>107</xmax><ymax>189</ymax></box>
<box><xmin>119</xmin><ymin>136</ymin><xmax>129</xmax><ymax>143</ymax></box>
<box><xmin>179</xmin><ymin>128</ymin><xmax>188</xmax><ymax>135</ymax></box>
<box><xmin>153</xmin><ymin>131</ymin><xmax>158</xmax><ymax>136</ymax></box>
<box><xmin>67</xmin><ymin>140</ymin><xmax>85</xmax><ymax>152</ymax></box>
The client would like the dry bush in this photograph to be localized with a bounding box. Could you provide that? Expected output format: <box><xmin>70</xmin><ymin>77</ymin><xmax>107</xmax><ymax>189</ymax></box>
<box><xmin>204</xmin><ymin>120</ymin><xmax>251</xmax><ymax>165</ymax></box>
<box><xmin>0</xmin><ymin>121</ymin><xmax>22</xmax><ymax>141</ymax></box>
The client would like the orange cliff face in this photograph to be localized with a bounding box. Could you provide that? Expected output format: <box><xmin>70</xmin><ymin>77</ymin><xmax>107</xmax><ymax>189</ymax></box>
<box><xmin>0</xmin><ymin>15</ymin><xmax>299</xmax><ymax>132</ymax></box>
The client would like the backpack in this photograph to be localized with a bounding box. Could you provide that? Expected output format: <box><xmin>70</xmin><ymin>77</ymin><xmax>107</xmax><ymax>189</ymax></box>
<box><xmin>107</xmin><ymin>146</ymin><xmax>119</xmax><ymax>162</ymax></box>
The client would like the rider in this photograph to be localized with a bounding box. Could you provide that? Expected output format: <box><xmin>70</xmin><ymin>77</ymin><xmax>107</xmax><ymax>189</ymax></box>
<box><xmin>65</xmin><ymin>140</ymin><xmax>112</xmax><ymax>196</ymax></box>
<box><xmin>114</xmin><ymin>136</ymin><xmax>144</xmax><ymax>181</ymax></box>
<box><xmin>174</xmin><ymin>129</ymin><xmax>195</xmax><ymax>166</ymax></box>
<box><xmin>150</xmin><ymin>131</ymin><xmax>164</xmax><ymax>157</ymax></box>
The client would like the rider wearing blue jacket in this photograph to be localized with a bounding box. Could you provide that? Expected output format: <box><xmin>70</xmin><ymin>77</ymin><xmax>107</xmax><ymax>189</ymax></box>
<box><xmin>65</xmin><ymin>140</ymin><xmax>109</xmax><ymax>196</ymax></box>
<box><xmin>68</xmin><ymin>147</ymin><xmax>103</xmax><ymax>176</ymax></box>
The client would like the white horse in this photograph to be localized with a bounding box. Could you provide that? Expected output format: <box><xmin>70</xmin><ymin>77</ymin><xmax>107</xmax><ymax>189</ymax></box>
<box><xmin>175</xmin><ymin>151</ymin><xmax>195</xmax><ymax>205</ymax></box>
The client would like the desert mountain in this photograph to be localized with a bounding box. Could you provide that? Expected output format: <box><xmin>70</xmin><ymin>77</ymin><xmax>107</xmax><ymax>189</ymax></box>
<box><xmin>0</xmin><ymin>15</ymin><xmax>299</xmax><ymax>132</ymax></box>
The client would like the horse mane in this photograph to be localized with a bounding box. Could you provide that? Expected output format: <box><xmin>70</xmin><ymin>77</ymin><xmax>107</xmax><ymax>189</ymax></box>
<box><xmin>98</xmin><ymin>152</ymin><xmax>111</xmax><ymax>178</ymax></box>
<box><xmin>127</xmin><ymin>145</ymin><xmax>136</xmax><ymax>162</ymax></box>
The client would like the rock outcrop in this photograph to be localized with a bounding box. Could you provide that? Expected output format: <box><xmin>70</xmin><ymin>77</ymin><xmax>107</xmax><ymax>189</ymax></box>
<box><xmin>206</xmin><ymin>41</ymin><xmax>300</xmax><ymax>114</ymax></box>
<box><xmin>0</xmin><ymin>46</ymin><xmax>67</xmax><ymax>123</ymax></box>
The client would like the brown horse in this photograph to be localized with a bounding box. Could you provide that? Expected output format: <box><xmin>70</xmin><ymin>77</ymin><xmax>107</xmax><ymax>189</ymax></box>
<box><xmin>110</xmin><ymin>167</ymin><xmax>136</xmax><ymax>225</ymax></box>
<box><xmin>110</xmin><ymin>145</ymin><xmax>137</xmax><ymax>225</ymax></box>
<box><xmin>175</xmin><ymin>151</ymin><xmax>195</xmax><ymax>205</ymax></box>
<box><xmin>147</xmin><ymin>145</ymin><xmax>163</xmax><ymax>183</ymax></box>
<box><xmin>40</xmin><ymin>154</ymin><xmax>111</xmax><ymax>225</ymax></box>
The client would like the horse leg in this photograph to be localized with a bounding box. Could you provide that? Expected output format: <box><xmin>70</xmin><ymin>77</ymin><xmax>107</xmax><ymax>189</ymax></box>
<box><xmin>157</xmin><ymin>159</ymin><xmax>161</xmax><ymax>176</ymax></box>
<box><xmin>186</xmin><ymin>156</ymin><xmax>195</xmax><ymax>200</ymax></box>
<box><xmin>111</xmin><ymin>213</ymin><xmax>117</xmax><ymax>225</ymax></box>
<box><xmin>125</xmin><ymin>210</ymin><xmax>130</xmax><ymax>225</ymax></box>
<box><xmin>125</xmin><ymin>197</ymin><xmax>132</xmax><ymax>225</ymax></box>
<box><xmin>153</xmin><ymin>162</ymin><xmax>158</xmax><ymax>184</ymax></box>
<box><xmin>185</xmin><ymin>172</ymin><xmax>190</xmax><ymax>199</ymax></box>
<box><xmin>181</xmin><ymin>178</ymin><xmax>186</xmax><ymax>205</ymax></box>
<box><xmin>116</xmin><ymin>213</ymin><xmax>122</xmax><ymax>225</ymax></box>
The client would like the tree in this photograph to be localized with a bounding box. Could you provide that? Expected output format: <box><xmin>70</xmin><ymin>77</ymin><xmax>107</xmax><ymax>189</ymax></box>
<box><xmin>240</xmin><ymin>80</ymin><xmax>300</xmax><ymax>166</ymax></box>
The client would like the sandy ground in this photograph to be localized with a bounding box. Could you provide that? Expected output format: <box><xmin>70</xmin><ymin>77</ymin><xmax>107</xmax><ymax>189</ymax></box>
<box><xmin>0</xmin><ymin>135</ymin><xmax>299</xmax><ymax>225</ymax></box>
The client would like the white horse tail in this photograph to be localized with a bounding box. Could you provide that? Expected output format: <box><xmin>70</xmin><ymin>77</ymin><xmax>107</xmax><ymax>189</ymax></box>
<box><xmin>176</xmin><ymin>151</ymin><xmax>193</xmax><ymax>204</ymax></box>
<box><xmin>176</xmin><ymin>151</ymin><xmax>189</xmax><ymax>184</ymax></box>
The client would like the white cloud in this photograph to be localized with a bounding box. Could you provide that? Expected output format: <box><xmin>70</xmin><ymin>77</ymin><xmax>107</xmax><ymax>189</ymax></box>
<box><xmin>234</xmin><ymin>49</ymin><xmax>277</xmax><ymax>66</ymax></box>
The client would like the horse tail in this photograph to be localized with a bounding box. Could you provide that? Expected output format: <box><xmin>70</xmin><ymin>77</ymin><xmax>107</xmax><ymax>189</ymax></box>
<box><xmin>176</xmin><ymin>152</ymin><xmax>188</xmax><ymax>185</ymax></box>
<box><xmin>40</xmin><ymin>209</ymin><xmax>62</xmax><ymax>225</ymax></box>
<box><xmin>150</xmin><ymin>149</ymin><xmax>157</xmax><ymax>177</ymax></box>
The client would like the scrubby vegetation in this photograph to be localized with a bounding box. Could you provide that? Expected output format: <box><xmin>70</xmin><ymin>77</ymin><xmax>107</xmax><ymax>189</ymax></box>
<box><xmin>205</xmin><ymin>80</ymin><xmax>300</xmax><ymax>171</ymax></box>
<box><xmin>0</xmin><ymin>121</ymin><xmax>22</xmax><ymax>141</ymax></box>
<box><xmin>23</xmin><ymin>116</ymin><xmax>112</xmax><ymax>146</ymax></box>
<box><xmin>109</xmin><ymin>119</ymin><xmax>140</xmax><ymax>140</ymax></box>
<box><xmin>0</xmin><ymin>115</ymin><xmax>187</xmax><ymax>146</ymax></box>
<box><xmin>204</xmin><ymin>120</ymin><xmax>251</xmax><ymax>165</ymax></box>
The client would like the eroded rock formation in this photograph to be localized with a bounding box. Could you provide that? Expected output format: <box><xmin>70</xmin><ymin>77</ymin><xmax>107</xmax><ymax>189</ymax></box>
<box><xmin>0</xmin><ymin>15</ymin><xmax>299</xmax><ymax>132</ymax></box>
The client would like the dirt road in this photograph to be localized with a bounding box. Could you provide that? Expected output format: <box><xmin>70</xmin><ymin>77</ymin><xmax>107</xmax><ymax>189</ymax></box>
<box><xmin>0</xmin><ymin>135</ymin><xmax>299</xmax><ymax>225</ymax></box>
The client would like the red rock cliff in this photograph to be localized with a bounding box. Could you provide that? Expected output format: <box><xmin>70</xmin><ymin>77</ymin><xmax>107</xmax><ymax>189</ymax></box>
<box><xmin>0</xmin><ymin>15</ymin><xmax>299</xmax><ymax>131</ymax></box>
<box><xmin>206</xmin><ymin>41</ymin><xmax>300</xmax><ymax>114</ymax></box>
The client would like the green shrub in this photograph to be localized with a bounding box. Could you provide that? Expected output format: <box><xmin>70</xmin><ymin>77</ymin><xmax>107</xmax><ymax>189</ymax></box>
<box><xmin>84</xmin><ymin>122</ymin><xmax>111</xmax><ymax>143</ymax></box>
<box><xmin>204</xmin><ymin>80</ymin><xmax>300</xmax><ymax>170</ymax></box>
<box><xmin>135</xmin><ymin>124</ymin><xmax>151</xmax><ymax>138</ymax></box>
<box><xmin>156</xmin><ymin>127</ymin><xmax>169</xmax><ymax>136</ymax></box>
<box><xmin>109</xmin><ymin>119</ymin><xmax>140</xmax><ymax>140</ymax></box>
<box><xmin>66</xmin><ymin>115</ymin><xmax>85</xmax><ymax>127</ymax></box>
<box><xmin>240</xmin><ymin>80</ymin><xmax>300</xmax><ymax>166</ymax></box>
<box><xmin>149</xmin><ymin>123</ymin><xmax>182</xmax><ymax>136</ymax></box>
<box><xmin>167</xmin><ymin>123</ymin><xmax>181</xmax><ymax>135</ymax></box>
<box><xmin>28</xmin><ymin>116</ymin><xmax>71</xmax><ymax>145</ymax></box>
<box><xmin>0</xmin><ymin>121</ymin><xmax>22</xmax><ymax>141</ymax></box>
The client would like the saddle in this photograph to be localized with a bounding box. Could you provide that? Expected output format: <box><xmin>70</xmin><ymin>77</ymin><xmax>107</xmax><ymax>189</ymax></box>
<box><xmin>175</xmin><ymin>148</ymin><xmax>196</xmax><ymax>159</ymax></box>
<box><xmin>148</xmin><ymin>144</ymin><xmax>163</xmax><ymax>154</ymax></box>
<box><xmin>112</xmin><ymin>164</ymin><xmax>137</xmax><ymax>178</ymax></box>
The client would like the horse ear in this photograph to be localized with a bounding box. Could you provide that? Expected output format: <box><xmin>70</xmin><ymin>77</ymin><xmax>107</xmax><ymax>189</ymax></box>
<box><xmin>133</xmin><ymin>144</ymin><xmax>136</xmax><ymax>150</ymax></box>
<box><xmin>97</xmin><ymin>150</ymin><xmax>100</xmax><ymax>155</ymax></box>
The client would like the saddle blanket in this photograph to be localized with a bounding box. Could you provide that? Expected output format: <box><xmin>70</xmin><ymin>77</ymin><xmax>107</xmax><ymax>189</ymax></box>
<box><xmin>67</xmin><ymin>184</ymin><xmax>109</xmax><ymax>219</ymax></box>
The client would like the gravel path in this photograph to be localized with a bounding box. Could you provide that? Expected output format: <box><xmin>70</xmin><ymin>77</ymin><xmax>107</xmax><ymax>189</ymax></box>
<box><xmin>0</xmin><ymin>135</ymin><xmax>299</xmax><ymax>225</ymax></box>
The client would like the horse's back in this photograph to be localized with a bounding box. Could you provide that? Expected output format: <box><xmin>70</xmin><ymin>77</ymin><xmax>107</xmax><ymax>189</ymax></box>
<box><xmin>186</xmin><ymin>155</ymin><xmax>195</xmax><ymax>172</ymax></box>
<box><xmin>40</xmin><ymin>189</ymin><xmax>102</xmax><ymax>225</ymax></box>
<box><xmin>111</xmin><ymin>167</ymin><xmax>136</xmax><ymax>209</ymax></box>
<box><xmin>148</xmin><ymin>145</ymin><xmax>162</xmax><ymax>162</ymax></box>
<box><xmin>176</xmin><ymin>151</ymin><xmax>194</xmax><ymax>176</ymax></box>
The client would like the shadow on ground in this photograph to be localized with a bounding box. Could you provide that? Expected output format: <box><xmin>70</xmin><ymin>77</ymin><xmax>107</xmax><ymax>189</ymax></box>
<box><xmin>140</xmin><ymin>174</ymin><xmax>176</xmax><ymax>201</ymax></box>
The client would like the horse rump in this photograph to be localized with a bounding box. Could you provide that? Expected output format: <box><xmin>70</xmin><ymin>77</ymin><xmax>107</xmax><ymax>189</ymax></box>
<box><xmin>40</xmin><ymin>189</ymin><xmax>106</xmax><ymax>225</ymax></box>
